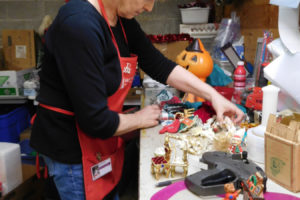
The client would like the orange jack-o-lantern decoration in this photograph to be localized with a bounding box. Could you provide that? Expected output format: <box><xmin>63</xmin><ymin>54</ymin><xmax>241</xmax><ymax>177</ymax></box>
<box><xmin>176</xmin><ymin>38</ymin><xmax>213</xmax><ymax>82</ymax></box>
<box><xmin>176</xmin><ymin>39</ymin><xmax>213</xmax><ymax>103</ymax></box>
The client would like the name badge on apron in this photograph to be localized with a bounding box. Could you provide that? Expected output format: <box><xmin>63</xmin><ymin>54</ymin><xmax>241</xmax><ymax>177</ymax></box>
<box><xmin>91</xmin><ymin>158</ymin><xmax>113</xmax><ymax>181</ymax></box>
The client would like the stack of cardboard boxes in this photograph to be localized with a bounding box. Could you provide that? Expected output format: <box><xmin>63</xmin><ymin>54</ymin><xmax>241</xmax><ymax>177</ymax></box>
<box><xmin>0</xmin><ymin>30</ymin><xmax>36</xmax><ymax>97</ymax></box>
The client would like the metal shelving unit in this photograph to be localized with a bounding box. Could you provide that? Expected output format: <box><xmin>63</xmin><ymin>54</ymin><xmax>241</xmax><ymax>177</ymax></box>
<box><xmin>0</xmin><ymin>96</ymin><xmax>28</xmax><ymax>104</ymax></box>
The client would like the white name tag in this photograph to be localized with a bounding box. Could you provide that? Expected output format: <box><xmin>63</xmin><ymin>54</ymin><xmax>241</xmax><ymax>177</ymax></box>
<box><xmin>91</xmin><ymin>158</ymin><xmax>112</xmax><ymax>181</ymax></box>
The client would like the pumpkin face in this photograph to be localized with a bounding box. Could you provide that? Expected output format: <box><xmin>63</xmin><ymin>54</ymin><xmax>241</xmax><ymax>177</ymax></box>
<box><xmin>176</xmin><ymin>39</ymin><xmax>213</xmax><ymax>82</ymax></box>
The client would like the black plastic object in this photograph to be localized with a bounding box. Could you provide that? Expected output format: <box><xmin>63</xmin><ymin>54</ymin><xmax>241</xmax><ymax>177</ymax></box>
<box><xmin>202</xmin><ymin>169</ymin><xmax>236</xmax><ymax>186</ymax></box>
<box><xmin>257</xmin><ymin>63</ymin><xmax>269</xmax><ymax>87</ymax></box>
<box><xmin>185</xmin><ymin>151</ymin><xmax>267</xmax><ymax>196</ymax></box>
<box><xmin>163</xmin><ymin>103</ymin><xmax>187</xmax><ymax>114</ymax></box>
<box><xmin>185</xmin><ymin>39</ymin><xmax>203</xmax><ymax>53</ymax></box>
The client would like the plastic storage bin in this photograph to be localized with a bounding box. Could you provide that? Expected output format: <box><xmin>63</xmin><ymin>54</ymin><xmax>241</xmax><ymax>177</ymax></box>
<box><xmin>0</xmin><ymin>106</ymin><xmax>30</xmax><ymax>143</ymax></box>
<box><xmin>0</xmin><ymin>142</ymin><xmax>22</xmax><ymax>196</ymax></box>
<box><xmin>180</xmin><ymin>7</ymin><xmax>210</xmax><ymax>24</ymax></box>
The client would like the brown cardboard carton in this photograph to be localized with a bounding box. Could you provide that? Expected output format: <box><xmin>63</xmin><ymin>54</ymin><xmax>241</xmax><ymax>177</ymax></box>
<box><xmin>125</xmin><ymin>88</ymin><xmax>143</xmax><ymax>100</ymax></box>
<box><xmin>153</xmin><ymin>41</ymin><xmax>189</xmax><ymax>62</ymax></box>
<box><xmin>265</xmin><ymin>113</ymin><xmax>300</xmax><ymax>192</ymax></box>
<box><xmin>1</xmin><ymin>165</ymin><xmax>45</xmax><ymax>200</ymax></box>
<box><xmin>139</xmin><ymin>41</ymin><xmax>188</xmax><ymax>79</ymax></box>
<box><xmin>2</xmin><ymin>30</ymin><xmax>36</xmax><ymax>70</ymax></box>
<box><xmin>0</xmin><ymin>48</ymin><xmax>4</xmax><ymax>70</ymax></box>
<box><xmin>19</xmin><ymin>128</ymin><xmax>31</xmax><ymax>142</ymax></box>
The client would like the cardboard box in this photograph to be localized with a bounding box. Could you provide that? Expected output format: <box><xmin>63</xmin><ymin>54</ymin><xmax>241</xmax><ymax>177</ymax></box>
<box><xmin>153</xmin><ymin>41</ymin><xmax>189</xmax><ymax>62</ymax></box>
<box><xmin>2</xmin><ymin>30</ymin><xmax>36</xmax><ymax>70</ymax></box>
<box><xmin>19</xmin><ymin>128</ymin><xmax>31</xmax><ymax>142</ymax></box>
<box><xmin>0</xmin><ymin>68</ymin><xmax>34</xmax><ymax>96</ymax></box>
<box><xmin>126</xmin><ymin>88</ymin><xmax>143</xmax><ymax>100</ymax></box>
<box><xmin>0</xmin><ymin>48</ymin><xmax>4</xmax><ymax>70</ymax></box>
<box><xmin>0</xmin><ymin>166</ymin><xmax>45</xmax><ymax>200</ymax></box>
<box><xmin>265</xmin><ymin>113</ymin><xmax>300</xmax><ymax>192</ymax></box>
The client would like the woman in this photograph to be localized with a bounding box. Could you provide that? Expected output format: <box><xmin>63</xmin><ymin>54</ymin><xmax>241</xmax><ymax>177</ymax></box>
<box><xmin>30</xmin><ymin>0</ymin><xmax>244</xmax><ymax>199</ymax></box>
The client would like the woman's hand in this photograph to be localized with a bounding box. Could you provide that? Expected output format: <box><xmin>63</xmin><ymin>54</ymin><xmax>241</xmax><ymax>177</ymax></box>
<box><xmin>166</xmin><ymin>66</ymin><xmax>245</xmax><ymax>124</ymax></box>
<box><xmin>211</xmin><ymin>92</ymin><xmax>245</xmax><ymax>124</ymax></box>
<box><xmin>135</xmin><ymin>104</ymin><xmax>161</xmax><ymax>128</ymax></box>
<box><xmin>115</xmin><ymin>104</ymin><xmax>161</xmax><ymax>136</ymax></box>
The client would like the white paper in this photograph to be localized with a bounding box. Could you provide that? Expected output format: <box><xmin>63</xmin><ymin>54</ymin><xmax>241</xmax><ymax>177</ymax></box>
<box><xmin>15</xmin><ymin>45</ymin><xmax>26</xmax><ymax>58</ymax></box>
<box><xmin>278</xmin><ymin>6</ymin><xmax>300</xmax><ymax>53</ymax></box>
<box><xmin>277</xmin><ymin>90</ymin><xmax>300</xmax><ymax>112</ymax></box>
<box><xmin>267</xmin><ymin>38</ymin><xmax>289</xmax><ymax>58</ymax></box>
<box><xmin>270</xmin><ymin>0</ymin><xmax>300</xmax><ymax>8</ymax></box>
<box><xmin>264</xmin><ymin>52</ymin><xmax>300</xmax><ymax>105</ymax></box>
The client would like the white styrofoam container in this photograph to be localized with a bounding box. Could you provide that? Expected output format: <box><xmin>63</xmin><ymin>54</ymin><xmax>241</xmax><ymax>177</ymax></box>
<box><xmin>180</xmin><ymin>7</ymin><xmax>210</xmax><ymax>24</ymax></box>
<box><xmin>0</xmin><ymin>142</ymin><xmax>22</xmax><ymax>195</ymax></box>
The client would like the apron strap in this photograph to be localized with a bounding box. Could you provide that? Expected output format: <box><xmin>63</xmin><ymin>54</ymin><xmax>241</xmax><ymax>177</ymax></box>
<box><xmin>32</xmin><ymin>104</ymin><xmax>73</xmax><ymax>179</ymax></box>
<box><xmin>35</xmin><ymin>153</ymin><xmax>48</xmax><ymax>179</ymax></box>
<box><xmin>39</xmin><ymin>103</ymin><xmax>75</xmax><ymax>116</ymax></box>
<box><xmin>118</xmin><ymin>18</ymin><xmax>128</xmax><ymax>44</ymax></box>
<box><xmin>97</xmin><ymin>0</ymin><xmax>128</xmax><ymax>58</ymax></box>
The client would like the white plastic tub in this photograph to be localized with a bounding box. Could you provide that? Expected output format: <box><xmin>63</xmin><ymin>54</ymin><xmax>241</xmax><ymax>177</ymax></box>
<box><xmin>0</xmin><ymin>142</ymin><xmax>22</xmax><ymax>195</ymax></box>
<box><xmin>180</xmin><ymin>7</ymin><xmax>210</xmax><ymax>24</ymax></box>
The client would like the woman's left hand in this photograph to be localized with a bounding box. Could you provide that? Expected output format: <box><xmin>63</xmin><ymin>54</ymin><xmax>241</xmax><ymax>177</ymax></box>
<box><xmin>211</xmin><ymin>92</ymin><xmax>245</xmax><ymax>124</ymax></box>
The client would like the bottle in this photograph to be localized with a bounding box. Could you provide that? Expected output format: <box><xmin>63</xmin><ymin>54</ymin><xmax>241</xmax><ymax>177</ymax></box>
<box><xmin>233</xmin><ymin>61</ymin><xmax>246</xmax><ymax>104</ymax></box>
<box><xmin>257</xmin><ymin>62</ymin><xmax>269</xmax><ymax>87</ymax></box>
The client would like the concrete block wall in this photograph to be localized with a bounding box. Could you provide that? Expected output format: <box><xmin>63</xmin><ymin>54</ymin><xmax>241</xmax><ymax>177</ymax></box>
<box><xmin>0</xmin><ymin>0</ymin><xmax>191</xmax><ymax>46</ymax></box>
<box><xmin>136</xmin><ymin>0</ymin><xmax>192</xmax><ymax>34</ymax></box>
<box><xmin>0</xmin><ymin>0</ymin><xmax>65</xmax><ymax>47</ymax></box>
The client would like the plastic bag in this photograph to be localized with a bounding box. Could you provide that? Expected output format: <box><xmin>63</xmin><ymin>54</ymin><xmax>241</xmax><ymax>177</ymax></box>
<box><xmin>212</xmin><ymin>12</ymin><xmax>241</xmax><ymax>60</ymax></box>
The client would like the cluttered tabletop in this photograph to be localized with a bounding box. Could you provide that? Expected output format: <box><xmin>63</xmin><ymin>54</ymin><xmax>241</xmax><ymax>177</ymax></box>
<box><xmin>138</xmin><ymin>89</ymin><xmax>300</xmax><ymax>200</ymax></box>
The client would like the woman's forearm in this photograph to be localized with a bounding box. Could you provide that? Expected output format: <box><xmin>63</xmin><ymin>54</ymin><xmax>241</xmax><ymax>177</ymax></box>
<box><xmin>166</xmin><ymin>65</ymin><xmax>218</xmax><ymax>101</ymax></box>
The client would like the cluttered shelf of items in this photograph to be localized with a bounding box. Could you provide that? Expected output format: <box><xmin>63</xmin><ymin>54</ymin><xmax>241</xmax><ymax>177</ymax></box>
<box><xmin>138</xmin><ymin>1</ymin><xmax>300</xmax><ymax>200</ymax></box>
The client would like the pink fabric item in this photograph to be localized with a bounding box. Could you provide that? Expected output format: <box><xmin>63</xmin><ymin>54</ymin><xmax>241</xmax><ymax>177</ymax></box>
<box><xmin>150</xmin><ymin>181</ymin><xmax>186</xmax><ymax>200</ymax></box>
<box><xmin>218</xmin><ymin>192</ymin><xmax>300</xmax><ymax>200</ymax></box>
<box><xmin>151</xmin><ymin>180</ymin><xmax>300</xmax><ymax>200</ymax></box>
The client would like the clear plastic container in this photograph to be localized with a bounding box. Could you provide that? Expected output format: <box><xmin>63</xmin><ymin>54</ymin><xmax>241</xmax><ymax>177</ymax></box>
<box><xmin>180</xmin><ymin>7</ymin><xmax>210</xmax><ymax>24</ymax></box>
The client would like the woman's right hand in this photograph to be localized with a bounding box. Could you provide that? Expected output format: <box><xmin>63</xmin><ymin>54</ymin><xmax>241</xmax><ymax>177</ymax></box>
<box><xmin>135</xmin><ymin>104</ymin><xmax>161</xmax><ymax>128</ymax></box>
<box><xmin>115</xmin><ymin>104</ymin><xmax>161</xmax><ymax>136</ymax></box>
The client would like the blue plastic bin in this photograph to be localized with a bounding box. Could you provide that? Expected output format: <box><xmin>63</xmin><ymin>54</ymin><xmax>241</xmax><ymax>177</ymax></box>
<box><xmin>0</xmin><ymin>106</ymin><xmax>31</xmax><ymax>143</ymax></box>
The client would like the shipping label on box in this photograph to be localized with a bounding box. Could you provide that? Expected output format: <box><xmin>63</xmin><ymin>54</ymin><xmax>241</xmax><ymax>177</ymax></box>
<box><xmin>0</xmin><ymin>68</ymin><xmax>34</xmax><ymax>96</ymax></box>
<box><xmin>265</xmin><ymin>113</ymin><xmax>300</xmax><ymax>192</ymax></box>
<box><xmin>2</xmin><ymin>30</ymin><xmax>36</xmax><ymax>70</ymax></box>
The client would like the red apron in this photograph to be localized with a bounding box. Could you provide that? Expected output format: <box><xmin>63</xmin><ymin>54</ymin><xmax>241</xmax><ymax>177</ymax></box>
<box><xmin>77</xmin><ymin>0</ymin><xmax>137</xmax><ymax>199</ymax></box>
<box><xmin>35</xmin><ymin>0</ymin><xmax>138</xmax><ymax>198</ymax></box>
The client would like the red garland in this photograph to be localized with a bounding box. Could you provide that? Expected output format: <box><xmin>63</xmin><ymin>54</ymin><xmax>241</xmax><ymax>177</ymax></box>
<box><xmin>147</xmin><ymin>34</ymin><xmax>193</xmax><ymax>43</ymax></box>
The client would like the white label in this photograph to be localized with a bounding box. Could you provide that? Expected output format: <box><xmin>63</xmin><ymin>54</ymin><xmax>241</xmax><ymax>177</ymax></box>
<box><xmin>91</xmin><ymin>158</ymin><xmax>112</xmax><ymax>181</ymax></box>
<box><xmin>136</xmin><ymin>89</ymin><xmax>142</xmax><ymax>95</ymax></box>
<box><xmin>123</xmin><ymin>63</ymin><xmax>132</xmax><ymax>74</ymax></box>
<box><xmin>15</xmin><ymin>45</ymin><xmax>27</xmax><ymax>58</ymax></box>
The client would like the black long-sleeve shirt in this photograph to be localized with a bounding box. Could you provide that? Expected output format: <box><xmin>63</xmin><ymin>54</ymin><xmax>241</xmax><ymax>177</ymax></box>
<box><xmin>30</xmin><ymin>0</ymin><xmax>176</xmax><ymax>163</ymax></box>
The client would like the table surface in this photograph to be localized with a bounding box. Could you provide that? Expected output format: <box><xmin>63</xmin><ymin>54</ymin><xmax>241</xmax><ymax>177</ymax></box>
<box><xmin>139</xmin><ymin>124</ymin><xmax>300</xmax><ymax>200</ymax></box>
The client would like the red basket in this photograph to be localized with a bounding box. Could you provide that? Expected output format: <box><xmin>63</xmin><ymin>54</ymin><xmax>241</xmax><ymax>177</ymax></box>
<box><xmin>214</xmin><ymin>86</ymin><xmax>234</xmax><ymax>101</ymax></box>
